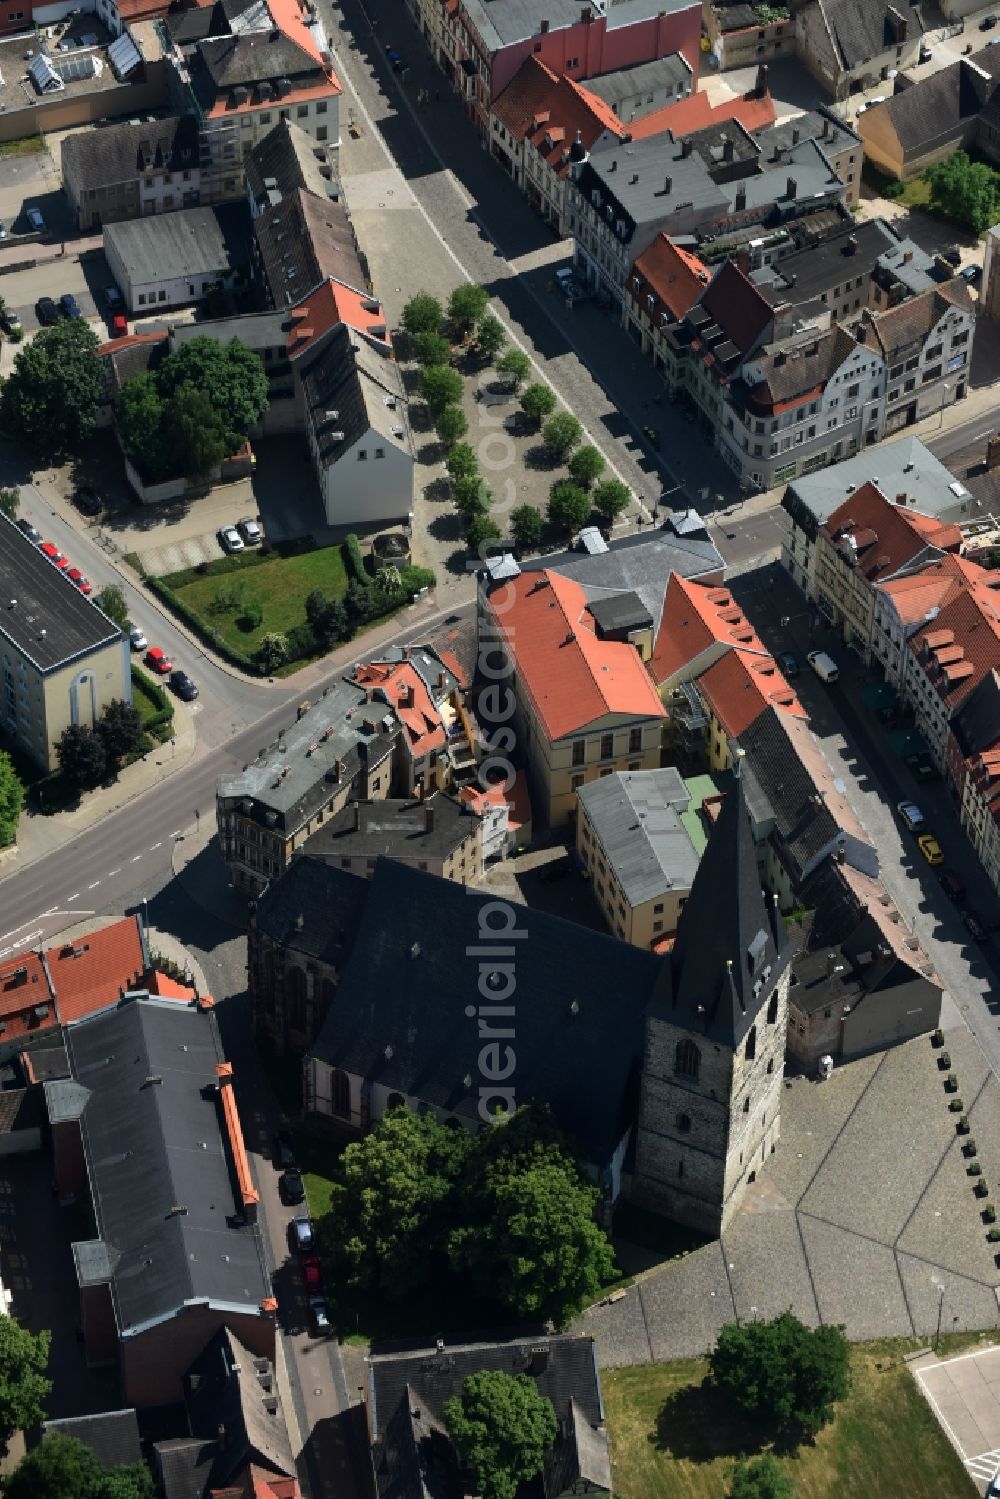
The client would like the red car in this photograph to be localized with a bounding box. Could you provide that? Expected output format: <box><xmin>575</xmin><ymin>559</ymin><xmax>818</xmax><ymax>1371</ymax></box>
<box><xmin>66</xmin><ymin>568</ymin><xmax>92</xmax><ymax>595</ymax></box>
<box><xmin>301</xmin><ymin>1256</ymin><xmax>322</xmax><ymax>1294</ymax></box>
<box><xmin>40</xmin><ymin>541</ymin><xmax>70</xmax><ymax>570</ymax></box>
<box><xmin>110</xmin><ymin>314</ymin><xmax>128</xmax><ymax>338</ymax></box>
<box><xmin>144</xmin><ymin>647</ymin><xmax>173</xmax><ymax>674</ymax></box>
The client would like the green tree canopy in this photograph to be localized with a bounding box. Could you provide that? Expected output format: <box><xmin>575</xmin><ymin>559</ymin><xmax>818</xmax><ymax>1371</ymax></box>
<box><xmin>116</xmin><ymin>373</ymin><xmax>166</xmax><ymax>481</ymax></box>
<box><xmin>519</xmin><ymin>383</ymin><xmax>556</xmax><ymax>428</ymax></box>
<box><xmin>594</xmin><ymin>479</ymin><xmax>631</xmax><ymax>525</ymax></box>
<box><xmin>257</xmin><ymin>633</ymin><xmax>288</xmax><ymax>672</ymax></box>
<box><xmin>155</xmin><ymin>336</ymin><xmax>268</xmax><ymax>447</ymax></box>
<box><xmin>926</xmin><ymin>151</ymin><xmax>1000</xmax><ymax>234</ymax></box>
<box><xmin>421</xmin><ymin>364</ymin><xmax>464</xmax><ymax>414</ymax></box>
<box><xmin>412</xmin><ymin>331</ymin><xmax>452</xmax><ymax>367</ymax></box>
<box><xmin>159</xmin><ymin>384</ymin><xmax>228</xmax><ymax>482</ymax></box>
<box><xmin>0</xmin><ymin>487</ymin><xmax>19</xmax><ymax>520</ymax></box>
<box><xmin>321</xmin><ymin>1108</ymin><xmax>471</xmax><ymax>1298</ymax></box>
<box><xmin>435</xmin><ymin>405</ymin><xmax>469</xmax><ymax>447</ymax></box>
<box><xmin>56</xmin><ymin>724</ymin><xmax>107</xmax><ymax>790</ymax></box>
<box><xmin>465</xmin><ymin>514</ymin><xmax>502</xmax><ymax>554</ymax></box>
<box><xmin>97</xmin><ymin>700</ymin><xmax>143</xmax><ymax>767</ymax></box>
<box><xmin>97</xmin><ymin>584</ymin><xmax>129</xmax><ymax>631</ymax></box>
<box><xmin>448</xmin><ymin>283</ymin><xmax>489</xmax><ymax>335</ymax></box>
<box><xmin>476</xmin><ymin>314</ymin><xmax>507</xmax><ymax>361</ymax></box>
<box><xmin>542</xmin><ymin>412</ymin><xmax>583</xmax><ymax>462</ymax></box>
<box><xmin>445</xmin><ymin>442</ymin><xmax>479</xmax><ymax>482</ymax></box>
<box><xmin>729</xmin><ymin>1454</ymin><xmax>795</xmax><ymax>1499</ymax></box>
<box><xmin>509</xmin><ymin>504</ymin><xmax>544</xmax><ymax>552</ymax></box>
<box><xmin>444</xmin><ymin>1371</ymin><xmax>557</xmax><ymax>1499</ymax></box>
<box><xmin>496</xmin><ymin>348</ymin><xmax>531</xmax><ymax>391</ymax></box>
<box><xmin>710</xmin><ymin>1312</ymin><xmax>850</xmax><ymax>1439</ymax></box>
<box><xmin>402</xmin><ymin>293</ymin><xmax>444</xmax><ymax>337</ymax></box>
<box><xmin>453</xmin><ymin>475</ymin><xmax>492</xmax><ymax>517</ymax></box>
<box><xmin>4</xmin><ymin>1433</ymin><xmax>154</xmax><ymax>1499</ymax></box>
<box><xmin>0</xmin><ymin>1317</ymin><xmax>50</xmax><ymax>1451</ymax></box>
<box><xmin>0</xmin><ymin>320</ymin><xmax>100</xmax><ymax>459</ymax></box>
<box><xmin>568</xmin><ymin>444</ymin><xmax>605</xmax><ymax>489</ymax></box>
<box><xmin>305</xmin><ymin>590</ymin><xmax>350</xmax><ymax>648</ymax></box>
<box><xmin>0</xmin><ymin>751</ymin><xmax>24</xmax><ymax>849</ymax></box>
<box><xmin>547</xmin><ymin>481</ymin><xmax>590</xmax><ymax>535</ymax></box>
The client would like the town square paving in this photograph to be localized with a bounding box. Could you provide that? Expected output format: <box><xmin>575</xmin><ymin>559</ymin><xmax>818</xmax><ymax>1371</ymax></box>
<box><xmin>579</xmin><ymin>1027</ymin><xmax>1000</xmax><ymax>1365</ymax></box>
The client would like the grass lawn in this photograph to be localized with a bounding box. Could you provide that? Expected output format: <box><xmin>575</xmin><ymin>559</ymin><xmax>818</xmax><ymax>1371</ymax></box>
<box><xmin>604</xmin><ymin>1335</ymin><xmax>984</xmax><ymax>1499</ymax></box>
<box><xmin>164</xmin><ymin>543</ymin><xmax>349</xmax><ymax>657</ymax></box>
<box><xmin>896</xmin><ymin>175</ymin><xmax>933</xmax><ymax>209</ymax></box>
<box><xmin>0</xmin><ymin>135</ymin><xmax>44</xmax><ymax>158</ymax></box>
<box><xmin>131</xmin><ymin>665</ymin><xmax>172</xmax><ymax>727</ymax></box>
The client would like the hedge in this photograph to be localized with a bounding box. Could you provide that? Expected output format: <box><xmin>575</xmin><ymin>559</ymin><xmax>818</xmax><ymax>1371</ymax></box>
<box><xmin>344</xmin><ymin>533</ymin><xmax>368</xmax><ymax>584</ymax></box>
<box><xmin>146</xmin><ymin>575</ymin><xmax>260</xmax><ymax>674</ymax></box>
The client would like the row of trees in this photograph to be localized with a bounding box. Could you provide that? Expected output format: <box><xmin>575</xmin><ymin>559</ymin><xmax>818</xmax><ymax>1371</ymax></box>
<box><xmin>321</xmin><ymin>1102</ymin><xmax>616</xmax><ymax>1326</ymax></box>
<box><xmin>56</xmin><ymin>701</ymin><xmax>144</xmax><ymax>789</ymax></box>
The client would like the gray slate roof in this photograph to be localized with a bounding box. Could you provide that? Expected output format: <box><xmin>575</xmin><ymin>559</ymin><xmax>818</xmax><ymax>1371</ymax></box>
<box><xmin>44</xmin><ymin>1410</ymin><xmax>142</xmax><ymax>1470</ymax></box>
<box><xmin>60</xmin><ymin>994</ymin><xmax>269</xmax><ymax>1336</ymax></box>
<box><xmin>298</xmin><ymin>321</ymin><xmax>409</xmax><ymax>466</ymax></box>
<box><xmin>585</xmin><ymin>54</ymin><xmax>691</xmax><ymax>113</ymax></box>
<box><xmin>578</xmin><ymin>770</ymin><xmax>699</xmax><ymax>908</ymax></box>
<box><xmin>183</xmin><ymin>1327</ymin><xmax>295</xmax><ymax>1487</ymax></box>
<box><xmin>815</xmin><ymin>0</ymin><xmax>924</xmax><ymax>70</ymax></box>
<box><xmin>460</xmin><ymin>0</ymin><xmax>690</xmax><ymax>54</ymax></box>
<box><xmin>310</xmin><ymin>859</ymin><xmax>662</xmax><ymax>1167</ymax></box>
<box><xmin>104</xmin><ymin>206</ymin><xmax>237</xmax><ymax>287</ymax></box>
<box><xmin>197</xmin><ymin>29</ymin><xmax>318</xmax><ymax>88</ymax></box>
<box><xmin>252</xmin><ymin>854</ymin><xmax>369</xmax><ymax>967</ymax></box>
<box><xmin>951</xmin><ymin>667</ymin><xmax>1000</xmax><ymax>758</ymax></box>
<box><xmin>783</xmin><ymin>435</ymin><xmax>977</xmax><ymax>532</ymax></box>
<box><xmin>307</xmin><ymin>793</ymin><xmax>475</xmax><ymax>863</ymax></box>
<box><xmin>0</xmin><ymin>514</ymin><xmax>123</xmax><ymax>674</ymax></box>
<box><xmin>760</xmin><ymin>217</ymin><xmax>899</xmax><ymax>304</ymax></box>
<box><xmin>61</xmin><ymin>114</ymin><xmax>198</xmax><ymax>191</ymax></box>
<box><xmin>255</xmin><ymin>188</ymin><xmax>365</xmax><ymax>309</ymax></box>
<box><xmin>867</xmin><ymin>51</ymin><xmax>1000</xmax><ymax>153</ymax></box>
<box><xmin>582</xmin><ymin>136</ymin><xmax>728</xmax><ymax>233</ymax></box>
<box><xmin>245</xmin><ymin>116</ymin><xmax>336</xmax><ymax>202</ymax></box>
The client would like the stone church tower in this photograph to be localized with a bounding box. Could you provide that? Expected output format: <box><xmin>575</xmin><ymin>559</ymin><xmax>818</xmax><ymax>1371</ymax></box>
<box><xmin>632</xmin><ymin>763</ymin><xmax>791</xmax><ymax>1235</ymax></box>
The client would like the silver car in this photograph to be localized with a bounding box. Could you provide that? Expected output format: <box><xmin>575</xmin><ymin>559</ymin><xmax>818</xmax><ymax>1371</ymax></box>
<box><xmin>218</xmin><ymin>526</ymin><xmax>244</xmax><ymax>553</ymax></box>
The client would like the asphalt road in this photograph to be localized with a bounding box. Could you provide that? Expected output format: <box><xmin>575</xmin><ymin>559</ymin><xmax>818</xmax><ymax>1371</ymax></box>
<box><xmin>927</xmin><ymin>408</ymin><xmax>1000</xmax><ymax>466</ymax></box>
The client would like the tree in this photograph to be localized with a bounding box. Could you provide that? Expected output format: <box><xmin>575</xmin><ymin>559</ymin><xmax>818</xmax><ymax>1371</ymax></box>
<box><xmin>56</xmin><ymin>724</ymin><xmax>107</xmax><ymax>789</ymax></box>
<box><xmin>448</xmin><ymin>283</ymin><xmax>489</xmax><ymax>336</ymax></box>
<box><xmin>519</xmin><ymin>382</ymin><xmax>556</xmax><ymax>429</ymax></box>
<box><xmin>710</xmin><ymin>1312</ymin><xmax>850</xmax><ymax>1439</ymax></box>
<box><xmin>435</xmin><ymin>404</ymin><xmax>469</xmax><ymax>448</ymax></box>
<box><xmin>449</xmin><ymin>1105</ymin><xmax>616</xmax><ymax>1323</ymax></box>
<box><xmin>0</xmin><ymin>1317</ymin><xmax>50</xmax><ymax>1452</ymax></box>
<box><xmin>465</xmin><ymin>514</ymin><xmax>502</xmax><ymax>554</ymax></box>
<box><xmin>568</xmin><ymin>444</ymin><xmax>605</xmax><ymax>489</ymax></box>
<box><xmin>453</xmin><ymin>475</ymin><xmax>491</xmax><ymax>517</ymax></box>
<box><xmin>496</xmin><ymin>348</ymin><xmax>531</xmax><ymax>391</ymax></box>
<box><xmin>346</xmin><ymin>579</ymin><xmax>377</xmax><ymax>623</ymax></box>
<box><xmin>0</xmin><ymin>320</ymin><xmax>100</xmax><ymax>459</ymax></box>
<box><xmin>0</xmin><ymin>487</ymin><xmax>19</xmax><ymax>520</ymax></box>
<box><xmin>0</xmin><ymin>752</ymin><xmax>24</xmax><ymax>849</ymax></box>
<box><xmin>402</xmin><ymin>293</ymin><xmax>444</xmax><ymax>338</ymax></box>
<box><xmin>159</xmin><ymin>384</ymin><xmax>227</xmax><ymax>482</ymax></box>
<box><xmin>476</xmin><ymin>314</ymin><xmax>507</xmax><ymax>361</ymax></box>
<box><xmin>444</xmin><ymin>1371</ymin><xmax>557</xmax><ymax>1499</ymax></box>
<box><xmin>97</xmin><ymin>584</ymin><xmax>129</xmax><ymax>632</ymax></box>
<box><xmin>542</xmin><ymin>412</ymin><xmax>583</xmax><ymax>462</ymax></box>
<box><xmin>547</xmin><ymin>481</ymin><xmax>590</xmax><ymax>535</ymax></box>
<box><xmin>155</xmin><ymin>336</ymin><xmax>268</xmax><ymax>448</ymax></box>
<box><xmin>321</xmin><ymin>1109</ymin><xmax>470</xmax><ymax>1298</ymax></box>
<box><xmin>305</xmin><ymin>590</ymin><xmax>350</xmax><ymax>647</ymax></box>
<box><xmin>509</xmin><ymin>504</ymin><xmax>544</xmax><ymax>552</ymax></box>
<box><xmin>926</xmin><ymin>151</ymin><xmax>1000</xmax><ymax>234</ymax></box>
<box><xmin>729</xmin><ymin>1454</ymin><xmax>795</xmax><ymax>1499</ymax></box>
<box><xmin>594</xmin><ymin>479</ymin><xmax>631</xmax><ymax>526</ymax></box>
<box><xmin>4</xmin><ymin>1433</ymin><xmax>153</xmax><ymax>1499</ymax></box>
<box><xmin>412</xmin><ymin>331</ymin><xmax>452</xmax><ymax>367</ymax></box>
<box><xmin>116</xmin><ymin>372</ymin><xmax>167</xmax><ymax>481</ymax></box>
<box><xmin>257</xmin><ymin>633</ymin><xmax>288</xmax><ymax>672</ymax></box>
<box><xmin>377</xmin><ymin>564</ymin><xmax>402</xmax><ymax>592</ymax></box>
<box><xmin>421</xmin><ymin>364</ymin><xmax>464</xmax><ymax>415</ymax></box>
<box><xmin>446</xmin><ymin>442</ymin><xmax>479</xmax><ymax>482</ymax></box>
<box><xmin>97</xmin><ymin>700</ymin><xmax>143</xmax><ymax>766</ymax></box>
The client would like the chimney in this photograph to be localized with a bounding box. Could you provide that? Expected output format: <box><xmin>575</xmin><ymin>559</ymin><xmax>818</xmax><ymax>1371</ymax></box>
<box><xmin>737</xmin><ymin>249</ymin><xmax>751</xmax><ymax>276</ymax></box>
<box><xmin>722</xmin><ymin>135</ymin><xmax>734</xmax><ymax>162</ymax></box>
<box><xmin>792</xmin><ymin>126</ymin><xmax>800</xmax><ymax>145</ymax></box>
<box><xmin>425</xmin><ymin>805</ymin><xmax>435</xmax><ymax>832</ymax></box>
<box><xmin>988</xmin><ymin>436</ymin><xmax>1000</xmax><ymax>471</ymax></box>
<box><xmin>735</xmin><ymin>183</ymin><xmax>746</xmax><ymax>210</ymax></box>
<box><xmin>755</xmin><ymin>63</ymin><xmax>769</xmax><ymax>97</ymax></box>
<box><xmin>681</xmin><ymin>138</ymin><xmax>693</xmax><ymax>158</ymax></box>
<box><xmin>786</xmin><ymin>175</ymin><xmax>797</xmax><ymax>199</ymax></box>
<box><xmin>630</xmin><ymin>172</ymin><xmax>639</xmax><ymax>184</ymax></box>
<box><xmin>847</xmin><ymin>234</ymin><xmax>858</xmax><ymax>255</ymax></box>
<box><xmin>354</xmin><ymin>802</ymin><xmax>361</xmax><ymax>830</ymax></box>
<box><xmin>437</xmin><ymin>671</ymin><xmax>447</xmax><ymax>689</ymax></box>
<box><xmin>663</xmin><ymin>173</ymin><xmax>672</xmax><ymax>194</ymax></box>
<box><xmin>902</xmin><ymin>249</ymin><xmax>913</xmax><ymax>264</ymax></box>
<box><xmin>539</xmin><ymin>16</ymin><xmax>549</xmax><ymax>30</ymax></box>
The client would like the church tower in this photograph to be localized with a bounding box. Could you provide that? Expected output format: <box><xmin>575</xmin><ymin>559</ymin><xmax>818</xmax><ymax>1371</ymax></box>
<box><xmin>632</xmin><ymin>761</ymin><xmax>791</xmax><ymax>1235</ymax></box>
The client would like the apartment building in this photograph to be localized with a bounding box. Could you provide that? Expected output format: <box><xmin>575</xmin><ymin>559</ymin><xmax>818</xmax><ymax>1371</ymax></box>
<box><xmin>306</xmin><ymin>792</ymin><xmax>484</xmax><ymax>884</ymax></box>
<box><xmin>902</xmin><ymin>584</ymin><xmax>1000</xmax><ymax>768</ymax></box>
<box><xmin>624</xmin><ymin>234</ymin><xmax>710</xmax><ymax>383</ymax></box>
<box><xmin>353</xmin><ymin>644</ymin><xmax>477</xmax><ymax>796</ymax></box>
<box><xmin>952</xmin><ymin>670</ymin><xmax>1000</xmax><ymax>896</ymax></box>
<box><xmin>794</xmin><ymin>0</ymin><xmax>924</xmax><ymax>101</ymax></box>
<box><xmin>861</xmin><ymin>281</ymin><xmax>975</xmax><ymax>436</ymax></box>
<box><xmin>0</xmin><ymin>514</ymin><xmax>130</xmax><ymax>772</ymax></box>
<box><xmin>61</xmin><ymin>114</ymin><xmax>201</xmax><ymax>230</ymax></box>
<box><xmin>872</xmin><ymin>553</ymin><xmax>975</xmax><ymax>686</ymax></box>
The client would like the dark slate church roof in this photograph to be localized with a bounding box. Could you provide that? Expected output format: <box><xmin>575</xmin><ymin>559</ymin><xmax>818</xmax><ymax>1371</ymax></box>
<box><xmin>309</xmin><ymin>859</ymin><xmax>662</xmax><ymax>1166</ymax></box>
<box><xmin>253</xmin><ymin>853</ymin><xmax>369</xmax><ymax>967</ymax></box>
<box><xmin>650</xmin><ymin>765</ymin><xmax>789</xmax><ymax>1048</ymax></box>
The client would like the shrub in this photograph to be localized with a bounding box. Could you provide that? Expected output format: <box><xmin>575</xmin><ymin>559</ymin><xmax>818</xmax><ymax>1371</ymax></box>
<box><xmin>958</xmin><ymin>1115</ymin><xmax>971</xmax><ymax>1134</ymax></box>
<box><xmin>989</xmin><ymin>1227</ymin><xmax>1000</xmax><ymax>1242</ymax></box>
<box><xmin>949</xmin><ymin>1098</ymin><xmax>964</xmax><ymax>1112</ymax></box>
<box><xmin>938</xmin><ymin>1052</ymin><xmax>951</xmax><ymax>1069</ymax></box>
<box><xmin>984</xmin><ymin>1205</ymin><xmax>996</xmax><ymax>1224</ymax></box>
<box><xmin>969</xmin><ymin>1161</ymin><xmax>983</xmax><ymax>1176</ymax></box>
<box><xmin>945</xmin><ymin>1074</ymin><xmax>958</xmax><ymax>1092</ymax></box>
<box><xmin>965</xmin><ymin>1139</ymin><xmax>978</xmax><ymax>1157</ymax></box>
<box><xmin>976</xmin><ymin>1180</ymin><xmax>989</xmax><ymax>1198</ymax></box>
<box><xmin>343</xmin><ymin>533</ymin><xmax>369</xmax><ymax>584</ymax></box>
<box><xmin>931</xmin><ymin>1029</ymin><xmax>945</xmax><ymax>1048</ymax></box>
<box><xmin>285</xmin><ymin>621</ymin><xmax>320</xmax><ymax>661</ymax></box>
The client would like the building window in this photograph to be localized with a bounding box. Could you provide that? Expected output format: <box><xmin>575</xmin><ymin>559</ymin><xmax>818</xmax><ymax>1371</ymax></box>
<box><xmin>297</xmin><ymin>104</ymin><xmax>309</xmax><ymax>118</ymax></box>
<box><xmin>374</xmin><ymin>446</ymin><xmax>385</xmax><ymax>459</ymax></box>
<box><xmin>628</xmin><ymin>727</ymin><xmax>642</xmax><ymax>753</ymax></box>
<box><xmin>572</xmin><ymin>739</ymin><xmax>585</xmax><ymax>765</ymax></box>
<box><xmin>675</xmin><ymin>1111</ymin><xmax>691</xmax><ymax>1133</ymax></box>
<box><xmin>357</xmin><ymin>449</ymin><xmax>367</xmax><ymax>460</ymax></box>
<box><xmin>745</xmin><ymin>1025</ymin><xmax>757</xmax><ymax>1061</ymax></box>
<box><xmin>330</xmin><ymin>1067</ymin><xmax>350</xmax><ymax>1117</ymax></box>
<box><xmin>675</xmin><ymin>1038</ymin><xmax>700</xmax><ymax>1079</ymax></box>
<box><xmin>600</xmin><ymin>732</ymin><xmax>614</xmax><ymax>759</ymax></box>
<box><xmin>743</xmin><ymin>1095</ymin><xmax>751</xmax><ymax>1113</ymax></box>
<box><xmin>767</xmin><ymin>993</ymin><xmax>778</xmax><ymax>1024</ymax></box>
<box><xmin>316</xmin><ymin>100</ymin><xmax>328</xmax><ymax>114</ymax></box>
<box><xmin>767</xmin><ymin>1057</ymin><xmax>774</xmax><ymax>1074</ymax></box>
<box><xmin>317</xmin><ymin>126</ymin><xmax>328</xmax><ymax>141</ymax></box>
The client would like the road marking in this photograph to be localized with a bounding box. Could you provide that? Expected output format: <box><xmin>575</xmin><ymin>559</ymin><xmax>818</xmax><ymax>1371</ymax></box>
<box><xmin>0</xmin><ymin>930</ymin><xmax>43</xmax><ymax>961</ymax></box>
<box><xmin>149</xmin><ymin>842</ymin><xmax>162</xmax><ymax>851</ymax></box>
<box><xmin>108</xmin><ymin>868</ymin><xmax>121</xmax><ymax>877</ymax></box>
<box><xmin>87</xmin><ymin>881</ymin><xmax>100</xmax><ymax>890</ymax></box>
<box><xmin>171</xmin><ymin>829</ymin><xmax>183</xmax><ymax>837</ymax></box>
<box><xmin>67</xmin><ymin>892</ymin><xmax>80</xmax><ymax>902</ymax></box>
<box><xmin>0</xmin><ymin>917</ymin><xmax>48</xmax><ymax>946</ymax></box>
<box><xmin>131</xmin><ymin>855</ymin><xmax>142</xmax><ymax>863</ymax></box>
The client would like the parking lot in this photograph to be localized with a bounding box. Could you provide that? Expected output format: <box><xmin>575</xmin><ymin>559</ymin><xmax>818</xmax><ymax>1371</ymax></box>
<box><xmin>914</xmin><ymin>1346</ymin><xmax>1000</xmax><ymax>1494</ymax></box>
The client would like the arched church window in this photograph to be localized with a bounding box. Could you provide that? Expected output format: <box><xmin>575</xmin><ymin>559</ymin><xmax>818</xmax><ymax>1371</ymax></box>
<box><xmin>675</xmin><ymin>1039</ymin><xmax>701</xmax><ymax>1079</ymax></box>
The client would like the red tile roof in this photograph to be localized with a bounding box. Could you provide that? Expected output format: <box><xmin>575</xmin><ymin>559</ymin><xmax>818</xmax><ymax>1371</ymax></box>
<box><xmin>46</xmin><ymin>916</ymin><xmax>145</xmax><ymax>1026</ymax></box>
<box><xmin>493</xmin><ymin>56</ymin><xmax>626</xmax><ymax>176</ymax></box>
<box><xmin>0</xmin><ymin>955</ymin><xmax>57</xmax><ymax>1045</ymax></box>
<box><xmin>460</xmin><ymin>769</ymin><xmax>531</xmax><ymax>831</ymax></box>
<box><xmin>821</xmin><ymin>482</ymin><xmax>963</xmax><ymax>583</ymax></box>
<box><xmin>287</xmin><ymin>279</ymin><xmax>391</xmax><ymax>359</ymax></box>
<box><xmin>651</xmin><ymin>574</ymin><xmax>768</xmax><ymax>685</ymax></box>
<box><xmin>697</xmin><ymin>647</ymin><xmax>807</xmax><ymax>737</ymax></box>
<box><xmin>487</xmin><ymin>570</ymin><xmax>666</xmax><ymax>742</ymax></box>
<box><xmin>216</xmin><ymin>1062</ymin><xmax>259</xmax><ymax>1212</ymax></box>
<box><xmin>698</xmin><ymin>258</ymin><xmax>773</xmax><ymax>357</ymax></box>
<box><xmin>876</xmin><ymin>554</ymin><xmax>986</xmax><ymax>626</ymax></box>
<box><xmin>148</xmin><ymin>971</ymin><xmax>198</xmax><ymax>1000</ymax></box>
<box><xmin>908</xmin><ymin>584</ymin><xmax>1000</xmax><ymax>714</ymax></box>
<box><xmin>631</xmin><ymin>234</ymin><xmax>710</xmax><ymax>323</ymax></box>
<box><xmin>628</xmin><ymin>84</ymin><xmax>776</xmax><ymax>142</ymax></box>
<box><xmin>354</xmin><ymin>660</ymin><xmax>447</xmax><ymax>759</ymax></box>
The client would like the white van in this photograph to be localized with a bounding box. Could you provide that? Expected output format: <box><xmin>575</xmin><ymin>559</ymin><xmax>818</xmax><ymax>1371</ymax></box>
<box><xmin>807</xmin><ymin>649</ymin><xmax>840</xmax><ymax>683</ymax></box>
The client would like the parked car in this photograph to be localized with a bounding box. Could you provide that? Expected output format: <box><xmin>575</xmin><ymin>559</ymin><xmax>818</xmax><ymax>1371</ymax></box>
<box><xmin>104</xmin><ymin>285</ymin><xmax>123</xmax><ymax>309</ymax></box>
<box><xmin>964</xmin><ymin>910</ymin><xmax>989</xmax><ymax>941</ymax></box>
<box><xmin>128</xmin><ymin>625</ymin><xmax>148</xmax><ymax>652</ymax></box>
<box><xmin>289</xmin><ymin>1216</ymin><xmax>315</xmax><ymax>1255</ymax></box>
<box><xmin>917</xmin><ymin>832</ymin><xmax>945</xmax><ymax>866</ymax></box>
<box><xmin>59</xmin><ymin>293</ymin><xmax>82</xmax><ymax>319</ymax></box>
<box><xmin>144</xmin><ymin>646</ymin><xmax>173</xmax><ymax>674</ymax></box>
<box><xmin>555</xmin><ymin>266</ymin><xmax>576</xmax><ymax>289</ymax></box>
<box><xmin>919</xmin><ymin>43</ymin><xmax>933</xmax><ymax>61</ymax></box>
<box><xmin>896</xmin><ymin>800</ymin><xmax>925</xmax><ymax>832</ymax></box>
<box><xmin>942</xmin><ymin>247</ymin><xmax>962</xmax><ymax>267</ymax></box>
<box><xmin>275</xmin><ymin>1128</ymin><xmax>296</xmax><ymax>1170</ymax></box>
<box><xmin>26</xmin><ymin>207</ymin><xmax>46</xmax><ymax>233</ymax></box>
<box><xmin>66</xmin><ymin>567</ymin><xmax>92</xmax><ymax>595</ymax></box>
<box><xmin>980</xmin><ymin>12</ymin><xmax>997</xmax><ymax>28</ymax></box>
<box><xmin>961</xmin><ymin>264</ymin><xmax>982</xmax><ymax>284</ymax></box>
<box><xmin>0</xmin><ymin>221</ymin><xmax>6</xmax><ymax>240</ymax></box>
<box><xmin>35</xmin><ymin>296</ymin><xmax>59</xmax><ymax>327</ymax></box>
<box><xmin>777</xmin><ymin>650</ymin><xmax>800</xmax><ymax>678</ymax></box>
<box><xmin>110</xmin><ymin>314</ymin><xmax>128</xmax><ymax>338</ymax></box>
<box><xmin>0</xmin><ymin>308</ymin><xmax>21</xmax><ymax>335</ymax></box>
<box><xmin>169</xmin><ymin>669</ymin><xmax>198</xmax><ymax>701</ymax></box>
<box><xmin>938</xmin><ymin>868</ymin><xmax>965</xmax><ymax>901</ymax></box>
<box><xmin>237</xmin><ymin>516</ymin><xmax>262</xmax><ymax>545</ymax></box>
<box><xmin>15</xmin><ymin>519</ymin><xmax>40</xmax><ymax>544</ymax></box>
<box><xmin>807</xmin><ymin>649</ymin><xmax>840</xmax><ymax>683</ymax></box>
<box><xmin>280</xmin><ymin>1168</ymin><xmax>305</xmax><ymax>1205</ymax></box>
<box><xmin>39</xmin><ymin>541</ymin><xmax>69</xmax><ymax>569</ymax></box>
<box><xmin>74</xmin><ymin>485</ymin><xmax>102</xmax><ymax>516</ymax></box>
<box><xmin>308</xmin><ymin>1295</ymin><xmax>331</xmax><ymax>1335</ymax></box>
<box><xmin>218</xmin><ymin>525</ymin><xmax>244</xmax><ymax>553</ymax></box>
<box><xmin>300</xmin><ymin>1256</ymin><xmax>322</xmax><ymax>1293</ymax></box>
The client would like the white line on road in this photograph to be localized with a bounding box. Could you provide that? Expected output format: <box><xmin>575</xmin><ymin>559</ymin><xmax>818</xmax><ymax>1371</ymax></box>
<box><xmin>131</xmin><ymin>855</ymin><xmax>142</xmax><ymax>863</ymax></box>
<box><xmin>170</xmin><ymin>830</ymin><xmax>183</xmax><ymax>837</ymax></box>
<box><xmin>67</xmin><ymin>892</ymin><xmax>80</xmax><ymax>902</ymax></box>
<box><xmin>108</xmin><ymin>869</ymin><xmax>121</xmax><ymax>877</ymax></box>
<box><xmin>87</xmin><ymin>881</ymin><xmax>101</xmax><ymax>890</ymax></box>
<box><xmin>0</xmin><ymin>917</ymin><xmax>49</xmax><ymax>946</ymax></box>
<box><xmin>150</xmin><ymin>842</ymin><xmax>162</xmax><ymax>851</ymax></box>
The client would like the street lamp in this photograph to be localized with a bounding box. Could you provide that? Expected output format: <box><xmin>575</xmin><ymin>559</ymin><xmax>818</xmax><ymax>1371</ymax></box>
<box><xmin>934</xmin><ymin>1283</ymin><xmax>945</xmax><ymax>1351</ymax></box>
<box><xmin>937</xmin><ymin>381</ymin><xmax>951</xmax><ymax>431</ymax></box>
